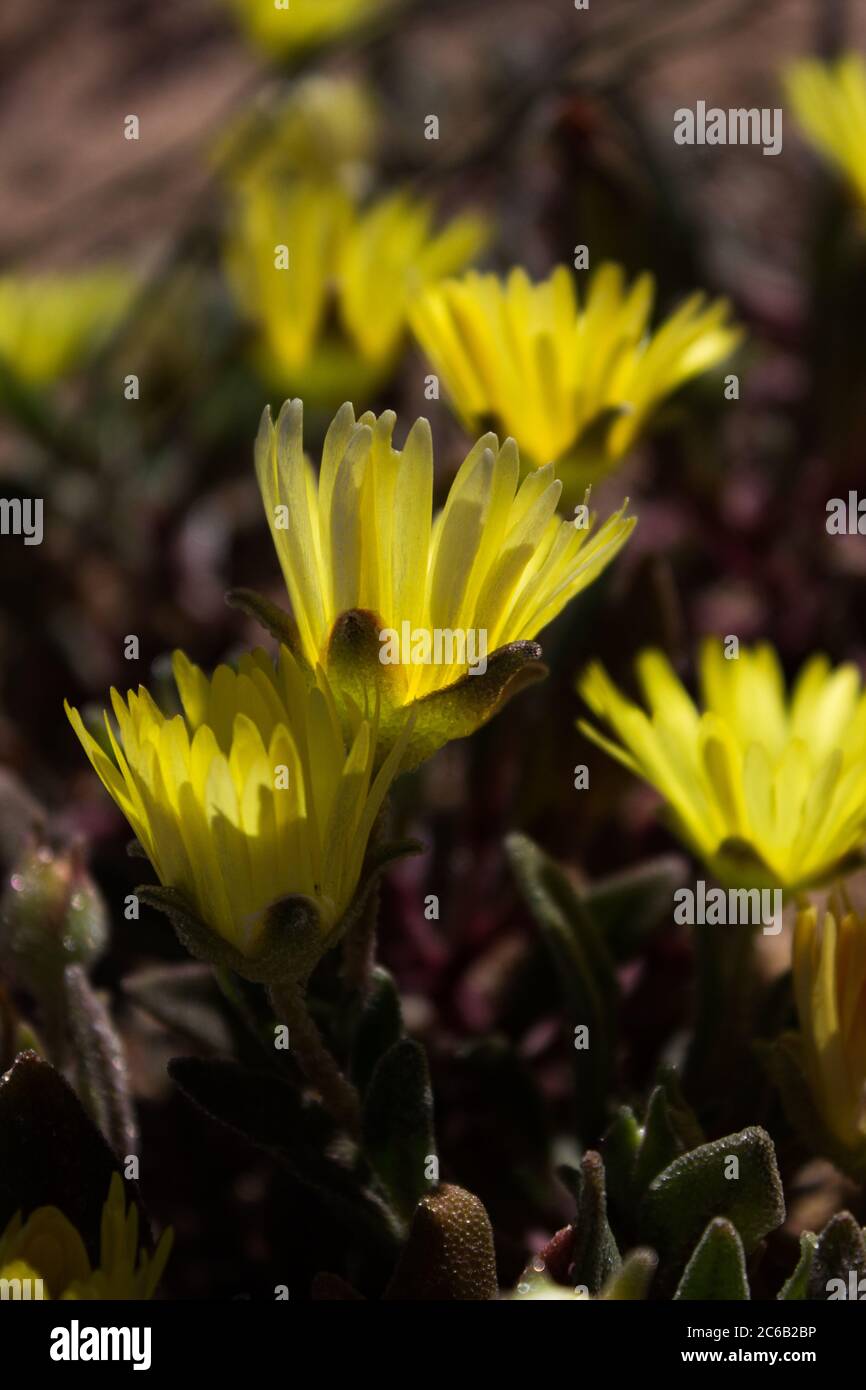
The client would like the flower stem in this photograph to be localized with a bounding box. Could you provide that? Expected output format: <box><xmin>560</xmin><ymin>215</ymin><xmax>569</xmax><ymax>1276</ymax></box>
<box><xmin>270</xmin><ymin>979</ymin><xmax>362</xmax><ymax>1137</ymax></box>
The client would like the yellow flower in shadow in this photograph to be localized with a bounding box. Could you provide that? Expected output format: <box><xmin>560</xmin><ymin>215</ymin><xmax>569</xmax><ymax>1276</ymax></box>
<box><xmin>0</xmin><ymin>1174</ymin><xmax>171</xmax><ymax>1300</ymax></box>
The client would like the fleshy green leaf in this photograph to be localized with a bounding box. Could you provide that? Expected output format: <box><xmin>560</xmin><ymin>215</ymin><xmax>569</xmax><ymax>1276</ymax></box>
<box><xmin>639</xmin><ymin>1126</ymin><xmax>785</xmax><ymax>1281</ymax></box>
<box><xmin>808</xmin><ymin>1212</ymin><xmax>866</xmax><ymax>1300</ymax></box>
<box><xmin>778</xmin><ymin>1232</ymin><xmax>817</xmax><ymax>1301</ymax></box>
<box><xmin>506</xmin><ymin>832</ymin><xmax>617</xmax><ymax>1139</ymax></box>
<box><xmin>567</xmin><ymin>1150</ymin><xmax>621</xmax><ymax>1295</ymax></box>
<box><xmin>349</xmin><ymin>966</ymin><xmax>403</xmax><ymax>1096</ymax></box>
<box><xmin>64</xmin><ymin>964</ymin><xmax>138</xmax><ymax>1160</ymax></box>
<box><xmin>362</xmin><ymin>1039</ymin><xmax>436</xmax><ymax>1223</ymax></box>
<box><xmin>384</xmin><ymin>1184</ymin><xmax>497</xmax><ymax>1300</ymax></box>
<box><xmin>600</xmin><ymin>1246</ymin><xmax>658</xmax><ymax>1300</ymax></box>
<box><xmin>580</xmin><ymin>855</ymin><xmax>688</xmax><ymax>962</ymax></box>
<box><xmin>674</xmin><ymin>1218</ymin><xmax>750</xmax><ymax>1300</ymax></box>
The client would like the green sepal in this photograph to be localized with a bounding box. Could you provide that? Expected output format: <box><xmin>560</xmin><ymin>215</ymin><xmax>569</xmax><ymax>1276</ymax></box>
<box><xmin>135</xmin><ymin>885</ymin><xmax>324</xmax><ymax>985</ymax></box>
<box><xmin>384</xmin><ymin>1184</ymin><xmax>497</xmax><ymax>1301</ymax></box>
<box><xmin>327</xmin><ymin>607</ymin><xmax>546</xmax><ymax>769</ymax></box>
<box><xmin>778</xmin><ymin>1232</ymin><xmax>817</xmax><ymax>1300</ymax></box>
<box><xmin>362</xmin><ymin>1038</ymin><xmax>436</xmax><ymax>1224</ymax></box>
<box><xmin>136</xmin><ymin>837</ymin><xmax>420</xmax><ymax>988</ymax></box>
<box><xmin>674</xmin><ymin>1217</ymin><xmax>750</xmax><ymax>1300</ymax></box>
<box><xmin>225</xmin><ymin>586</ymin><xmax>307</xmax><ymax>663</ymax></box>
<box><xmin>639</xmin><ymin>1126</ymin><xmax>785</xmax><ymax>1280</ymax></box>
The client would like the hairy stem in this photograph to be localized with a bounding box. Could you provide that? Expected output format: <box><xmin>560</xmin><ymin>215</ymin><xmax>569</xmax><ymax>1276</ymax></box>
<box><xmin>270</xmin><ymin>979</ymin><xmax>361</xmax><ymax>1137</ymax></box>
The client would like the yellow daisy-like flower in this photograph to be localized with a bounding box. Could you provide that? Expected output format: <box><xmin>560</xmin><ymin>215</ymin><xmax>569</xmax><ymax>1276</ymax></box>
<box><xmin>0</xmin><ymin>271</ymin><xmax>133</xmax><ymax>388</ymax></box>
<box><xmin>227</xmin><ymin>0</ymin><xmax>395</xmax><ymax>58</ymax></box>
<box><xmin>785</xmin><ymin>54</ymin><xmax>866</xmax><ymax>210</ymax></box>
<box><xmin>793</xmin><ymin>903</ymin><xmax>866</xmax><ymax>1158</ymax></box>
<box><xmin>254</xmin><ymin>399</ymin><xmax>635</xmax><ymax>764</ymax></box>
<box><xmin>409</xmin><ymin>262</ymin><xmax>741</xmax><ymax>478</ymax></box>
<box><xmin>0</xmin><ymin>1174</ymin><xmax>171</xmax><ymax>1300</ymax></box>
<box><xmin>578</xmin><ymin>641</ymin><xmax>866</xmax><ymax>891</ymax></box>
<box><xmin>65</xmin><ymin>646</ymin><xmax>409</xmax><ymax>963</ymax></box>
<box><xmin>225</xmin><ymin>180</ymin><xmax>487</xmax><ymax>408</ymax></box>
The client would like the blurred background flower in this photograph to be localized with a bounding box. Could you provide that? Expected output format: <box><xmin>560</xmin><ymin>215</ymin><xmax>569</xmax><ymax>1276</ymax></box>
<box><xmin>225</xmin><ymin>179</ymin><xmax>487</xmax><ymax>412</ymax></box>
<box><xmin>578</xmin><ymin>642</ymin><xmax>866</xmax><ymax>891</ymax></box>
<box><xmin>410</xmin><ymin>263</ymin><xmax>741</xmax><ymax>483</ymax></box>
<box><xmin>786</xmin><ymin>54</ymin><xmax>866</xmax><ymax>212</ymax></box>
<box><xmin>227</xmin><ymin>0</ymin><xmax>398</xmax><ymax>60</ymax></box>
<box><xmin>792</xmin><ymin>901</ymin><xmax>866</xmax><ymax>1166</ymax></box>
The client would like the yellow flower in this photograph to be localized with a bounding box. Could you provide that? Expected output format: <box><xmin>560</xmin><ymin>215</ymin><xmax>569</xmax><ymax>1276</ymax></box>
<box><xmin>227</xmin><ymin>0</ymin><xmax>395</xmax><ymax>59</ymax></box>
<box><xmin>0</xmin><ymin>271</ymin><xmax>133</xmax><ymax>387</ymax></box>
<box><xmin>409</xmin><ymin>263</ymin><xmax>741</xmax><ymax>477</ymax></box>
<box><xmin>65</xmin><ymin>647</ymin><xmax>409</xmax><ymax>961</ymax></box>
<box><xmin>578</xmin><ymin>641</ymin><xmax>866</xmax><ymax>891</ymax></box>
<box><xmin>785</xmin><ymin>54</ymin><xmax>866</xmax><ymax>210</ymax></box>
<box><xmin>254</xmin><ymin>399</ymin><xmax>635</xmax><ymax>763</ymax></box>
<box><xmin>0</xmin><ymin>1174</ymin><xmax>171</xmax><ymax>1300</ymax></box>
<box><xmin>215</xmin><ymin>76</ymin><xmax>379</xmax><ymax>195</ymax></box>
<box><xmin>225</xmin><ymin>180</ymin><xmax>486</xmax><ymax>408</ymax></box>
<box><xmin>793</xmin><ymin>903</ymin><xmax>866</xmax><ymax>1156</ymax></box>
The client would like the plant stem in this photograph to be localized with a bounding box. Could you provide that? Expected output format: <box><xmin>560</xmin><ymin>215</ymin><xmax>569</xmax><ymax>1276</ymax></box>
<box><xmin>341</xmin><ymin>879</ymin><xmax>380</xmax><ymax>998</ymax></box>
<box><xmin>270</xmin><ymin>979</ymin><xmax>362</xmax><ymax>1137</ymax></box>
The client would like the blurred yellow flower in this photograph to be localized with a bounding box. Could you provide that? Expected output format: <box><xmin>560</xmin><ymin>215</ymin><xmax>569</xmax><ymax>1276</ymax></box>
<box><xmin>215</xmin><ymin>76</ymin><xmax>378</xmax><ymax>195</ymax></box>
<box><xmin>226</xmin><ymin>180</ymin><xmax>486</xmax><ymax>407</ymax></box>
<box><xmin>578</xmin><ymin>641</ymin><xmax>866</xmax><ymax>891</ymax></box>
<box><xmin>0</xmin><ymin>1174</ymin><xmax>171</xmax><ymax>1300</ymax></box>
<box><xmin>410</xmin><ymin>263</ymin><xmax>741</xmax><ymax>477</ymax></box>
<box><xmin>228</xmin><ymin>0</ymin><xmax>396</xmax><ymax>58</ymax></box>
<box><xmin>254</xmin><ymin>399</ymin><xmax>635</xmax><ymax>762</ymax></box>
<box><xmin>786</xmin><ymin>54</ymin><xmax>866</xmax><ymax>209</ymax></box>
<box><xmin>65</xmin><ymin>647</ymin><xmax>408</xmax><ymax>959</ymax></box>
<box><xmin>0</xmin><ymin>271</ymin><xmax>133</xmax><ymax>387</ymax></box>
<box><xmin>793</xmin><ymin>903</ymin><xmax>866</xmax><ymax>1157</ymax></box>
